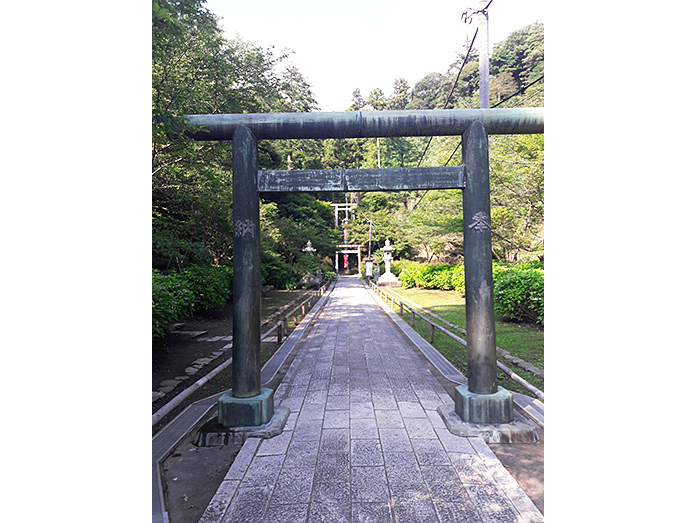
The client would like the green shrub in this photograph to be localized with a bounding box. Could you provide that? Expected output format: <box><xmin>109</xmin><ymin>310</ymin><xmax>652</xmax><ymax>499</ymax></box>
<box><xmin>261</xmin><ymin>255</ymin><xmax>293</xmax><ymax>290</ymax></box>
<box><xmin>450</xmin><ymin>263</ymin><xmax>465</xmax><ymax>293</ymax></box>
<box><xmin>398</xmin><ymin>260</ymin><xmax>544</xmax><ymax>325</ymax></box>
<box><xmin>321</xmin><ymin>268</ymin><xmax>338</xmax><ymax>282</ymax></box>
<box><xmin>398</xmin><ymin>266</ymin><xmax>418</xmax><ymax>288</ymax></box>
<box><xmin>182</xmin><ymin>265</ymin><xmax>232</xmax><ymax>312</ymax></box>
<box><xmin>152</xmin><ymin>265</ymin><xmax>236</xmax><ymax>338</ymax></box>
<box><xmin>493</xmin><ymin>267</ymin><xmax>544</xmax><ymax>325</ymax></box>
<box><xmin>152</xmin><ymin>231</ymin><xmax>214</xmax><ymax>270</ymax></box>
<box><xmin>152</xmin><ymin>269</ymin><xmax>196</xmax><ymax>338</ymax></box>
<box><xmin>389</xmin><ymin>260</ymin><xmax>406</xmax><ymax>277</ymax></box>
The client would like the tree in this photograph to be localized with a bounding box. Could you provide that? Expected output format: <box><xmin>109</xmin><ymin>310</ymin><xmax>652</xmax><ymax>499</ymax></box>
<box><xmin>367</xmin><ymin>88</ymin><xmax>387</xmax><ymax>111</ymax></box>
<box><xmin>348</xmin><ymin>88</ymin><xmax>366</xmax><ymax>111</ymax></box>
<box><xmin>489</xmin><ymin>133</ymin><xmax>544</xmax><ymax>261</ymax></box>
<box><xmin>388</xmin><ymin>78</ymin><xmax>412</xmax><ymax>110</ymax></box>
<box><xmin>408</xmin><ymin>72</ymin><xmax>449</xmax><ymax>110</ymax></box>
<box><xmin>490</xmin><ymin>22</ymin><xmax>544</xmax><ymax>88</ymax></box>
<box><xmin>152</xmin><ymin>0</ymin><xmax>338</xmax><ymax>285</ymax></box>
<box><xmin>490</xmin><ymin>71</ymin><xmax>517</xmax><ymax>103</ymax></box>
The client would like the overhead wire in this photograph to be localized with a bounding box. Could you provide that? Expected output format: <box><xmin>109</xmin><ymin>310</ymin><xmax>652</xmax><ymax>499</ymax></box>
<box><xmin>409</xmin><ymin>73</ymin><xmax>544</xmax><ymax>216</ymax></box>
<box><xmin>416</xmin><ymin>27</ymin><xmax>480</xmax><ymax>169</ymax></box>
<box><xmin>411</xmin><ymin>2</ymin><xmax>491</xmax><ymax>214</ymax></box>
<box><xmin>439</xmin><ymin>74</ymin><xmax>545</xmax><ymax>172</ymax></box>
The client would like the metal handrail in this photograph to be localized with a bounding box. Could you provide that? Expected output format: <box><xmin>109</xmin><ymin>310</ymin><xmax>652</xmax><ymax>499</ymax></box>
<box><xmin>369</xmin><ymin>280</ymin><xmax>544</xmax><ymax>401</ymax></box>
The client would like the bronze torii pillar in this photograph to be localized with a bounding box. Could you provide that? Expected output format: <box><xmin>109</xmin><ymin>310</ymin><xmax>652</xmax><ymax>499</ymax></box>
<box><xmin>217</xmin><ymin>125</ymin><xmax>274</xmax><ymax>427</ymax></box>
<box><xmin>453</xmin><ymin>120</ymin><xmax>513</xmax><ymax>424</ymax></box>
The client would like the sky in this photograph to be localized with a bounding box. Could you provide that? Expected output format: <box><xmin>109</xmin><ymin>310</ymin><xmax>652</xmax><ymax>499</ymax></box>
<box><xmin>205</xmin><ymin>0</ymin><xmax>544</xmax><ymax>111</ymax></box>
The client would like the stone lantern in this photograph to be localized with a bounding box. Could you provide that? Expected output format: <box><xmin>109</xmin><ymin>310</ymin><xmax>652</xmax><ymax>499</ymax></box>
<box><xmin>376</xmin><ymin>239</ymin><xmax>400</xmax><ymax>287</ymax></box>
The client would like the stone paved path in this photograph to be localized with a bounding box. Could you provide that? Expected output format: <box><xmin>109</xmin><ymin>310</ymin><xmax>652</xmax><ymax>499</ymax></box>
<box><xmin>199</xmin><ymin>277</ymin><xmax>542</xmax><ymax>523</ymax></box>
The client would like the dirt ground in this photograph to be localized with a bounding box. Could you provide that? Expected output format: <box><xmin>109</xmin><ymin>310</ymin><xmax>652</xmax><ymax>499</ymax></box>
<box><xmin>161</xmin><ymin>436</ymin><xmax>243</xmax><ymax>523</ymax></box>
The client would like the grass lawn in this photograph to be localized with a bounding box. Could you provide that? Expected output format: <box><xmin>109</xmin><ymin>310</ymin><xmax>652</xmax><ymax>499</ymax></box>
<box><xmin>386</xmin><ymin>286</ymin><xmax>544</xmax><ymax>399</ymax></box>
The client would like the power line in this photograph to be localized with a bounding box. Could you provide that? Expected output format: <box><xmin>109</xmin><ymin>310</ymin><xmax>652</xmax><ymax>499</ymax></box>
<box><xmin>416</xmin><ymin>27</ymin><xmax>480</xmax><ymax>168</ymax></box>
<box><xmin>409</xmin><ymin>74</ymin><xmax>544</xmax><ymax>215</ymax></box>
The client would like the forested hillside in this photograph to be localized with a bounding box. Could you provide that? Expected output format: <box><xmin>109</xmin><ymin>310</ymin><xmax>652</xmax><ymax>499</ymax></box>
<box><xmin>152</xmin><ymin>0</ymin><xmax>543</xmax><ymax>298</ymax></box>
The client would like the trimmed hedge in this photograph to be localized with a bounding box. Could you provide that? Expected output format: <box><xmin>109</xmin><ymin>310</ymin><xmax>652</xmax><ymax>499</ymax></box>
<box><xmin>398</xmin><ymin>262</ymin><xmax>465</xmax><ymax>292</ymax></box>
<box><xmin>397</xmin><ymin>261</ymin><xmax>543</xmax><ymax>325</ymax></box>
<box><xmin>493</xmin><ymin>266</ymin><xmax>544</xmax><ymax>325</ymax></box>
<box><xmin>152</xmin><ymin>265</ymin><xmax>234</xmax><ymax>338</ymax></box>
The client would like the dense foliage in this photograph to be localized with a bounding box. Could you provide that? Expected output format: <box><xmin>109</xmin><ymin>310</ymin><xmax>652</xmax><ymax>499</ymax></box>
<box><xmin>152</xmin><ymin>265</ymin><xmax>234</xmax><ymax>338</ymax></box>
<box><xmin>493</xmin><ymin>264</ymin><xmax>544</xmax><ymax>325</ymax></box>
<box><xmin>152</xmin><ymin>1</ymin><xmax>543</xmax><ymax>335</ymax></box>
<box><xmin>397</xmin><ymin>261</ymin><xmax>543</xmax><ymax>325</ymax></box>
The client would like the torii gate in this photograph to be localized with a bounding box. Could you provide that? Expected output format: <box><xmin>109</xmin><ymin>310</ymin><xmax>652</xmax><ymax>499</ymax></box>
<box><xmin>184</xmin><ymin>107</ymin><xmax>544</xmax><ymax>428</ymax></box>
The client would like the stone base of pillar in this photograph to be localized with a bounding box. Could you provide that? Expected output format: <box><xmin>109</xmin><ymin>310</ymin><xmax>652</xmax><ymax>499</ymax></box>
<box><xmin>376</xmin><ymin>272</ymin><xmax>401</xmax><ymax>287</ymax></box>
<box><xmin>454</xmin><ymin>384</ymin><xmax>514</xmax><ymax>424</ymax></box>
<box><xmin>437</xmin><ymin>403</ymin><xmax>539</xmax><ymax>444</ymax></box>
<box><xmin>217</xmin><ymin>387</ymin><xmax>274</xmax><ymax>428</ymax></box>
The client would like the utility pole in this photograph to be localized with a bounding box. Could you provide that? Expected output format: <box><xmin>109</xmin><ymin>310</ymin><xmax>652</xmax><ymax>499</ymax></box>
<box><xmin>478</xmin><ymin>0</ymin><xmax>490</xmax><ymax>109</ymax></box>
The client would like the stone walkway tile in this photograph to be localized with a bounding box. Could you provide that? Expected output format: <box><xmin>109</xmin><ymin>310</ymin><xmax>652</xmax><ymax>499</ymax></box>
<box><xmin>420</xmin><ymin>465</ymin><xmax>471</xmax><ymax>503</ymax></box>
<box><xmin>320</xmin><ymin>428</ymin><xmax>350</xmax><ymax>453</ymax></box>
<box><xmin>198</xmin><ymin>479</ymin><xmax>239</xmax><ymax>523</ymax></box>
<box><xmin>375</xmin><ymin>409</ymin><xmax>404</xmax><ymax>429</ymax></box>
<box><xmin>397</xmin><ymin>401</ymin><xmax>428</xmax><ymax>418</ymax></box>
<box><xmin>324</xmin><ymin>409</ymin><xmax>350</xmax><ymax>429</ymax></box>
<box><xmin>435</xmin><ymin>428</ymin><xmax>477</xmax><ymax>454</ymax></box>
<box><xmin>220</xmin><ymin>485</ymin><xmax>273</xmax><ymax>523</ymax></box>
<box><xmin>285</xmin><ymin>411</ymin><xmax>299</xmax><ymax>431</ymax></box>
<box><xmin>285</xmin><ymin>438</ymin><xmax>320</xmax><ymax>468</ymax></box>
<box><xmin>349</xmin><ymin>390</ymin><xmax>372</xmax><ymax>404</ymax></box>
<box><xmin>268</xmin><ymin>466</ymin><xmax>314</xmax><ymax>505</ymax></box>
<box><xmin>299</xmin><ymin>402</ymin><xmax>326</xmax><ymax>421</ymax></box>
<box><xmin>350</xmin><ymin>417</ymin><xmax>379</xmax><ymax>439</ymax></box>
<box><xmin>224</xmin><ymin>438</ymin><xmax>261</xmax><ymax>481</ymax></box>
<box><xmin>293</xmin><ymin>418</ymin><xmax>323</xmax><ymax>441</ymax></box>
<box><xmin>383</xmin><ymin>451</ymin><xmax>419</xmax><ymax>470</ymax></box>
<box><xmin>263</xmin><ymin>503</ymin><xmax>309</xmax><ymax>523</ymax></box>
<box><xmin>308</xmin><ymin>481</ymin><xmax>351</xmax><ymax>523</ymax></box>
<box><xmin>449</xmin><ymin>452</ymin><xmax>495</xmax><ymax>485</ymax></box>
<box><xmin>240</xmin><ymin>454</ymin><xmax>284</xmax><ymax>488</ymax></box>
<box><xmin>392</xmin><ymin>501</ymin><xmax>439</xmax><ymax>523</ymax></box>
<box><xmin>378</xmin><ymin>427</ymin><xmax>412</xmax><ymax>452</ymax></box>
<box><xmin>351</xmin><ymin>466</ymin><xmax>390</xmax><ymax>502</ymax></box>
<box><xmin>281</xmin><ymin>398</ymin><xmax>305</xmax><ymax>412</ymax></box>
<box><xmin>306</xmin><ymin>389</ymin><xmax>329</xmax><ymax>405</ymax></box>
<box><xmin>418</xmin><ymin>395</ymin><xmax>445</xmax><ymax>411</ymax></box>
<box><xmin>464</xmin><ymin>484</ymin><xmax>521</xmax><ymax>523</ymax></box>
<box><xmin>350</xmin><ymin>438</ymin><xmax>384</xmax><ymax>467</ymax></box>
<box><xmin>411</xmin><ymin>438</ymin><xmax>450</xmax><ymax>466</ymax></box>
<box><xmin>326</xmin><ymin>394</ymin><xmax>350</xmax><ymax>410</ymax></box>
<box><xmin>371</xmin><ymin>393</ymin><xmax>398</xmax><ymax>410</ymax></box>
<box><xmin>403</xmin><ymin>417</ymin><xmax>437</xmax><ymax>439</ymax></box>
<box><xmin>385</xmin><ymin>464</ymin><xmax>428</xmax><ymax>503</ymax></box>
<box><xmin>425</xmin><ymin>409</ymin><xmax>447</xmax><ymax>429</ymax></box>
<box><xmin>328</xmin><ymin>380</ymin><xmax>350</xmax><ymax>395</ymax></box>
<box><xmin>433</xmin><ymin>501</ymin><xmax>484</xmax><ymax>523</ymax></box>
<box><xmin>315</xmin><ymin>452</ymin><xmax>350</xmax><ymax>483</ymax></box>
<box><xmin>352</xmin><ymin>502</ymin><xmax>393</xmax><ymax>523</ymax></box>
<box><xmin>349</xmin><ymin>401</ymin><xmax>375</xmax><ymax>419</ymax></box>
<box><xmin>438</xmin><ymin>391</ymin><xmax>455</xmax><ymax>405</ymax></box>
<box><xmin>255</xmin><ymin>430</ymin><xmax>293</xmax><ymax>457</ymax></box>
